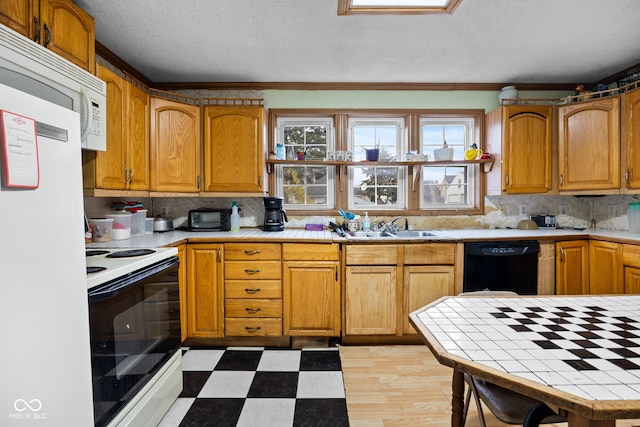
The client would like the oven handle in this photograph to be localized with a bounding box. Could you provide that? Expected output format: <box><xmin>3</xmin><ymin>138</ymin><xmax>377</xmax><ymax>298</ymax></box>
<box><xmin>88</xmin><ymin>257</ymin><xmax>179</xmax><ymax>302</ymax></box>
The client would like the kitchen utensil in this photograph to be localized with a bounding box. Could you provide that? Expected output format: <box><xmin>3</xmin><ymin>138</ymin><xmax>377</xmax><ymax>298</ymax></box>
<box><xmin>153</xmin><ymin>216</ymin><xmax>174</xmax><ymax>232</ymax></box>
<box><xmin>264</xmin><ymin>197</ymin><xmax>287</xmax><ymax>231</ymax></box>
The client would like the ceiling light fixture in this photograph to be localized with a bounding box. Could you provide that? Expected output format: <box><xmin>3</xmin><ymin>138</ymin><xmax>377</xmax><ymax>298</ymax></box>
<box><xmin>338</xmin><ymin>0</ymin><xmax>462</xmax><ymax>15</ymax></box>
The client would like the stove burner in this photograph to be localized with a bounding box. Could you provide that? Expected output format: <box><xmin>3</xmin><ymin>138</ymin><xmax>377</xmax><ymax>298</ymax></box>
<box><xmin>86</xmin><ymin>250</ymin><xmax>110</xmax><ymax>257</ymax></box>
<box><xmin>106</xmin><ymin>249</ymin><xmax>156</xmax><ymax>258</ymax></box>
<box><xmin>87</xmin><ymin>266</ymin><xmax>107</xmax><ymax>274</ymax></box>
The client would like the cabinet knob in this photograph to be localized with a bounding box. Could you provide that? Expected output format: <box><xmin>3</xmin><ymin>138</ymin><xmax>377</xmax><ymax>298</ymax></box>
<box><xmin>245</xmin><ymin>269</ymin><xmax>261</xmax><ymax>274</ymax></box>
<box><xmin>245</xmin><ymin>307</ymin><xmax>262</xmax><ymax>314</ymax></box>
<box><xmin>244</xmin><ymin>250</ymin><xmax>261</xmax><ymax>255</ymax></box>
<box><xmin>43</xmin><ymin>23</ymin><xmax>51</xmax><ymax>48</ymax></box>
<box><xmin>559</xmin><ymin>174</ymin><xmax>564</xmax><ymax>187</ymax></box>
<box><xmin>245</xmin><ymin>288</ymin><xmax>261</xmax><ymax>294</ymax></box>
<box><xmin>245</xmin><ymin>326</ymin><xmax>261</xmax><ymax>333</ymax></box>
<box><xmin>32</xmin><ymin>17</ymin><xmax>41</xmax><ymax>43</ymax></box>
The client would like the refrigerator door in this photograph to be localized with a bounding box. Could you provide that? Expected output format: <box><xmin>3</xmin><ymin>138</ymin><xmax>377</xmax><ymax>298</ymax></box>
<box><xmin>0</xmin><ymin>84</ymin><xmax>94</xmax><ymax>425</ymax></box>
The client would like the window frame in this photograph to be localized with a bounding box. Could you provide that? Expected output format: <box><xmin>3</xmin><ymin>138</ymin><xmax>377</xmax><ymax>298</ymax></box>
<box><xmin>268</xmin><ymin>108</ymin><xmax>485</xmax><ymax>216</ymax></box>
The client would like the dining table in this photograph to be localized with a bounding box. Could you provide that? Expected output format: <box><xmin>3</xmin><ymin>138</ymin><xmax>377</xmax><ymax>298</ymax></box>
<box><xmin>409</xmin><ymin>294</ymin><xmax>640</xmax><ymax>427</ymax></box>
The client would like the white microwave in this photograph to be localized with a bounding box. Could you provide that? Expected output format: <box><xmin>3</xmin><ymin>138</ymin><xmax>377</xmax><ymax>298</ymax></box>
<box><xmin>0</xmin><ymin>24</ymin><xmax>106</xmax><ymax>151</ymax></box>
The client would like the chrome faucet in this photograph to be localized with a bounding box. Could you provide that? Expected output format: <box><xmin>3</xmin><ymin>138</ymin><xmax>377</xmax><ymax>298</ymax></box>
<box><xmin>380</xmin><ymin>216</ymin><xmax>402</xmax><ymax>232</ymax></box>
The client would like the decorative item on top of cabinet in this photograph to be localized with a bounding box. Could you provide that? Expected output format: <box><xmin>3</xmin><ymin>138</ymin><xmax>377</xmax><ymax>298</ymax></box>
<box><xmin>282</xmin><ymin>244</ymin><xmax>340</xmax><ymax>337</ymax></box>
<box><xmin>224</xmin><ymin>243</ymin><xmax>282</xmax><ymax>337</ymax></box>
<box><xmin>555</xmin><ymin>240</ymin><xmax>589</xmax><ymax>295</ymax></box>
<box><xmin>485</xmin><ymin>105</ymin><xmax>553</xmax><ymax>195</ymax></box>
<box><xmin>0</xmin><ymin>0</ymin><xmax>95</xmax><ymax>73</ymax></box>
<box><xmin>202</xmin><ymin>103</ymin><xmax>265</xmax><ymax>195</ymax></box>
<box><xmin>150</xmin><ymin>97</ymin><xmax>201</xmax><ymax>193</ymax></box>
<box><xmin>558</xmin><ymin>97</ymin><xmax>620</xmax><ymax>192</ymax></box>
<box><xmin>186</xmin><ymin>244</ymin><xmax>224</xmax><ymax>338</ymax></box>
<box><xmin>82</xmin><ymin>64</ymin><xmax>149</xmax><ymax>195</ymax></box>
<box><xmin>623</xmin><ymin>87</ymin><xmax>640</xmax><ymax>190</ymax></box>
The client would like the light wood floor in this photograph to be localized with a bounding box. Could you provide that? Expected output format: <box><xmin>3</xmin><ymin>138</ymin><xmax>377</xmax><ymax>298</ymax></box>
<box><xmin>339</xmin><ymin>345</ymin><xmax>640</xmax><ymax>427</ymax></box>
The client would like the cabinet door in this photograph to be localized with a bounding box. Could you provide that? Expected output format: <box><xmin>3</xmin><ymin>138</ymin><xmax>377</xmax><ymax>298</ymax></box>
<box><xmin>283</xmin><ymin>261</ymin><xmax>340</xmax><ymax>336</ymax></box>
<box><xmin>126</xmin><ymin>82</ymin><xmax>150</xmax><ymax>190</ymax></box>
<box><xmin>403</xmin><ymin>266</ymin><xmax>454</xmax><ymax>335</ymax></box>
<box><xmin>558</xmin><ymin>98</ymin><xmax>620</xmax><ymax>191</ymax></box>
<box><xmin>624</xmin><ymin>88</ymin><xmax>640</xmax><ymax>188</ymax></box>
<box><xmin>589</xmin><ymin>241</ymin><xmax>623</xmax><ymax>294</ymax></box>
<box><xmin>186</xmin><ymin>244</ymin><xmax>224</xmax><ymax>338</ymax></box>
<box><xmin>0</xmin><ymin>0</ymin><xmax>37</xmax><ymax>38</ymax></box>
<box><xmin>625</xmin><ymin>267</ymin><xmax>640</xmax><ymax>294</ymax></box>
<box><xmin>40</xmin><ymin>0</ymin><xmax>95</xmax><ymax>73</ymax></box>
<box><xmin>503</xmin><ymin>106</ymin><xmax>553</xmax><ymax>193</ymax></box>
<box><xmin>150</xmin><ymin>98</ymin><xmax>201</xmax><ymax>192</ymax></box>
<box><xmin>344</xmin><ymin>266</ymin><xmax>396</xmax><ymax>335</ymax></box>
<box><xmin>202</xmin><ymin>105</ymin><xmax>264</xmax><ymax>193</ymax></box>
<box><xmin>94</xmin><ymin>64</ymin><xmax>127</xmax><ymax>189</ymax></box>
<box><xmin>556</xmin><ymin>241</ymin><xmax>589</xmax><ymax>295</ymax></box>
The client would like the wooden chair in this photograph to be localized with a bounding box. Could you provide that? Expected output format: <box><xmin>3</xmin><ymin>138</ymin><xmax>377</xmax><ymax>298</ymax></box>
<box><xmin>458</xmin><ymin>291</ymin><xmax>567</xmax><ymax>427</ymax></box>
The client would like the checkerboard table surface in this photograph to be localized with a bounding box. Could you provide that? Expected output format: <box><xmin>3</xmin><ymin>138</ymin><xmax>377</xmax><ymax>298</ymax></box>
<box><xmin>416</xmin><ymin>295</ymin><xmax>640</xmax><ymax>401</ymax></box>
<box><xmin>158</xmin><ymin>346</ymin><xmax>348</xmax><ymax>427</ymax></box>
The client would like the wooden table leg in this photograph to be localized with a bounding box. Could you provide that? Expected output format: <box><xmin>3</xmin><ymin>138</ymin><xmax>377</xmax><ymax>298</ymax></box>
<box><xmin>451</xmin><ymin>369</ymin><xmax>465</xmax><ymax>427</ymax></box>
<box><xmin>566</xmin><ymin>412</ymin><xmax>615</xmax><ymax>427</ymax></box>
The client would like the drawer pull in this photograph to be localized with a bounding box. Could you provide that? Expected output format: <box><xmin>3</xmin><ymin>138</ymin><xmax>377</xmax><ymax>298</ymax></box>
<box><xmin>245</xmin><ymin>269</ymin><xmax>261</xmax><ymax>274</ymax></box>
<box><xmin>244</xmin><ymin>250</ymin><xmax>261</xmax><ymax>255</ymax></box>
<box><xmin>245</xmin><ymin>326</ymin><xmax>261</xmax><ymax>333</ymax></box>
<box><xmin>245</xmin><ymin>288</ymin><xmax>261</xmax><ymax>294</ymax></box>
<box><xmin>245</xmin><ymin>307</ymin><xmax>262</xmax><ymax>314</ymax></box>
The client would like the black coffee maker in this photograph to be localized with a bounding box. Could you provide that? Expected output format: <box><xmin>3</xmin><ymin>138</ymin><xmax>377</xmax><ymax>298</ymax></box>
<box><xmin>263</xmin><ymin>197</ymin><xmax>287</xmax><ymax>231</ymax></box>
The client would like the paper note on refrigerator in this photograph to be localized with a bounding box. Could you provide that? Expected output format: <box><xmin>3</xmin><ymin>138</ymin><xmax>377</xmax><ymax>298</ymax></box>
<box><xmin>0</xmin><ymin>110</ymin><xmax>39</xmax><ymax>188</ymax></box>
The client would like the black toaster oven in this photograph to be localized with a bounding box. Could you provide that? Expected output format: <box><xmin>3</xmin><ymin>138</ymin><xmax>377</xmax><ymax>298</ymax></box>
<box><xmin>188</xmin><ymin>209</ymin><xmax>231</xmax><ymax>231</ymax></box>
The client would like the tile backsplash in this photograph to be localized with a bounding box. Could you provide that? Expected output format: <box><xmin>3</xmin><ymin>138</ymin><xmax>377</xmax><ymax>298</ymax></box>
<box><xmin>84</xmin><ymin>194</ymin><xmax>640</xmax><ymax>231</ymax></box>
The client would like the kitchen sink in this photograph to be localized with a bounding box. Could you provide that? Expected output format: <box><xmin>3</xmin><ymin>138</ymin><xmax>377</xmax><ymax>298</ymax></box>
<box><xmin>347</xmin><ymin>229</ymin><xmax>444</xmax><ymax>239</ymax></box>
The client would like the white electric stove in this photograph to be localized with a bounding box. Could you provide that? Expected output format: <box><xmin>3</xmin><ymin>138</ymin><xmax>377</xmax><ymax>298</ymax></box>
<box><xmin>86</xmin><ymin>247</ymin><xmax>178</xmax><ymax>290</ymax></box>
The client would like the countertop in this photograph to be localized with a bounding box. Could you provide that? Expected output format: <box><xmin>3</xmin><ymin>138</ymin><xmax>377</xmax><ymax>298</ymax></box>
<box><xmin>86</xmin><ymin>227</ymin><xmax>640</xmax><ymax>249</ymax></box>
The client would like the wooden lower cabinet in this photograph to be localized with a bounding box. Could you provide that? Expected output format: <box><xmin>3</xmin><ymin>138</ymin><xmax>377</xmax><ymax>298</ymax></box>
<box><xmin>224</xmin><ymin>243</ymin><xmax>282</xmax><ymax>337</ymax></box>
<box><xmin>282</xmin><ymin>244</ymin><xmax>341</xmax><ymax>336</ymax></box>
<box><xmin>344</xmin><ymin>243</ymin><xmax>455</xmax><ymax>337</ymax></box>
<box><xmin>186</xmin><ymin>244</ymin><xmax>224</xmax><ymax>338</ymax></box>
<box><xmin>589</xmin><ymin>240</ymin><xmax>623</xmax><ymax>294</ymax></box>
<box><xmin>556</xmin><ymin>240</ymin><xmax>589</xmax><ymax>295</ymax></box>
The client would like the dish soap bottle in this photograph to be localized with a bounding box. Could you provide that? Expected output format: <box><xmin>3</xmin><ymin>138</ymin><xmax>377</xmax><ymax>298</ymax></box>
<box><xmin>230</xmin><ymin>201</ymin><xmax>240</xmax><ymax>232</ymax></box>
<box><xmin>362</xmin><ymin>212</ymin><xmax>370</xmax><ymax>231</ymax></box>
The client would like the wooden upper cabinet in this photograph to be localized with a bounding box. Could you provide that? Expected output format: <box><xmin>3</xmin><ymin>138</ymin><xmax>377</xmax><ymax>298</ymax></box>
<box><xmin>150</xmin><ymin>98</ymin><xmax>201</xmax><ymax>193</ymax></box>
<box><xmin>624</xmin><ymin>88</ymin><xmax>640</xmax><ymax>189</ymax></box>
<box><xmin>202</xmin><ymin>105</ymin><xmax>264</xmax><ymax>194</ymax></box>
<box><xmin>558</xmin><ymin>97</ymin><xmax>620</xmax><ymax>191</ymax></box>
<box><xmin>90</xmin><ymin>64</ymin><xmax>149</xmax><ymax>191</ymax></box>
<box><xmin>0</xmin><ymin>0</ymin><xmax>95</xmax><ymax>73</ymax></box>
<box><xmin>486</xmin><ymin>105</ymin><xmax>553</xmax><ymax>195</ymax></box>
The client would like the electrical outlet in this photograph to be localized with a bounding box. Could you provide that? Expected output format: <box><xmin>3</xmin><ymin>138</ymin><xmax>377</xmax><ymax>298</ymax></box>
<box><xmin>160</xmin><ymin>205</ymin><xmax>170</xmax><ymax>218</ymax></box>
<box><xmin>498</xmin><ymin>204</ymin><xmax>506</xmax><ymax>216</ymax></box>
<box><xmin>608</xmin><ymin>204</ymin><xmax>617</xmax><ymax>218</ymax></box>
<box><xmin>519</xmin><ymin>204</ymin><xmax>528</xmax><ymax>217</ymax></box>
<box><xmin>559</xmin><ymin>204</ymin><xmax>569</xmax><ymax>216</ymax></box>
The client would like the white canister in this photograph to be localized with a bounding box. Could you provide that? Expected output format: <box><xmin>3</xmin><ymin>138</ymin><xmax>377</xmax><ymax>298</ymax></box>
<box><xmin>499</xmin><ymin>86</ymin><xmax>518</xmax><ymax>104</ymax></box>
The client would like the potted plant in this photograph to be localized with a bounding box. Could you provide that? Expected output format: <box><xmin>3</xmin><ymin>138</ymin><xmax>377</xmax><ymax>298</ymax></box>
<box><xmin>365</xmin><ymin>140</ymin><xmax>380</xmax><ymax>161</ymax></box>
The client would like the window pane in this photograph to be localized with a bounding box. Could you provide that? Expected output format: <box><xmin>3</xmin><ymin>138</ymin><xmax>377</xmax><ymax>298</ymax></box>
<box><xmin>352</xmin><ymin>124</ymin><xmax>400</xmax><ymax>162</ymax></box>
<box><xmin>421</xmin><ymin>165</ymin><xmax>474</xmax><ymax>208</ymax></box>
<box><xmin>352</xmin><ymin>166</ymin><xmax>400</xmax><ymax>207</ymax></box>
<box><xmin>422</xmin><ymin>124</ymin><xmax>467</xmax><ymax>160</ymax></box>
<box><xmin>283</xmin><ymin>166</ymin><xmax>329</xmax><ymax>205</ymax></box>
<box><xmin>284</xmin><ymin>125</ymin><xmax>327</xmax><ymax>160</ymax></box>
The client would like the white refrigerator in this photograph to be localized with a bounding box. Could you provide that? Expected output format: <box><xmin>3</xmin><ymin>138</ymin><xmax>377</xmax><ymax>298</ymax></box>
<box><xmin>0</xmin><ymin>83</ymin><xmax>94</xmax><ymax>425</ymax></box>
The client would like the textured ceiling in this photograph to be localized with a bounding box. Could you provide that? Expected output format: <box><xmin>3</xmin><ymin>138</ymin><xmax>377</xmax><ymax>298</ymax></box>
<box><xmin>74</xmin><ymin>0</ymin><xmax>640</xmax><ymax>85</ymax></box>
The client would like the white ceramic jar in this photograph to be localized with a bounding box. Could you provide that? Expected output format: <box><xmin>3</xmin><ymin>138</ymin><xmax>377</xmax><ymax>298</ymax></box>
<box><xmin>499</xmin><ymin>85</ymin><xmax>518</xmax><ymax>104</ymax></box>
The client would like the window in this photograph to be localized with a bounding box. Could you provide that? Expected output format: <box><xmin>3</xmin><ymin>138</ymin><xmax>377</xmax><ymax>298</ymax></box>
<box><xmin>348</xmin><ymin>118</ymin><xmax>406</xmax><ymax>209</ymax></box>
<box><xmin>269</xmin><ymin>109</ymin><xmax>484</xmax><ymax>215</ymax></box>
<box><xmin>420</xmin><ymin>118</ymin><xmax>478</xmax><ymax>209</ymax></box>
<box><xmin>275</xmin><ymin>118</ymin><xmax>334</xmax><ymax>209</ymax></box>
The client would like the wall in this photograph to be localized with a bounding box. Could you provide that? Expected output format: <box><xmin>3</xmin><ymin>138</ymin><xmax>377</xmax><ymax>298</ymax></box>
<box><xmin>85</xmin><ymin>87</ymin><xmax>640</xmax><ymax>232</ymax></box>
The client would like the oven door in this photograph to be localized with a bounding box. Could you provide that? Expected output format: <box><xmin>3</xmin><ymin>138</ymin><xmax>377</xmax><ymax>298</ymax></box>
<box><xmin>88</xmin><ymin>256</ymin><xmax>180</xmax><ymax>427</ymax></box>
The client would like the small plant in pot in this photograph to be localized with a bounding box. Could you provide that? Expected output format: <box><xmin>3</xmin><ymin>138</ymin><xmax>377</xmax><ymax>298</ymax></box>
<box><xmin>364</xmin><ymin>140</ymin><xmax>381</xmax><ymax>162</ymax></box>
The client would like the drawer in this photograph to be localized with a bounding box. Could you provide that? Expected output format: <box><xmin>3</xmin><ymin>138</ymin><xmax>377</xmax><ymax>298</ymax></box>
<box><xmin>282</xmin><ymin>243</ymin><xmax>339</xmax><ymax>261</ymax></box>
<box><xmin>346</xmin><ymin>245</ymin><xmax>397</xmax><ymax>265</ymax></box>
<box><xmin>623</xmin><ymin>244</ymin><xmax>640</xmax><ymax>268</ymax></box>
<box><xmin>224</xmin><ymin>261</ymin><xmax>282</xmax><ymax>279</ymax></box>
<box><xmin>225</xmin><ymin>280</ymin><xmax>282</xmax><ymax>298</ymax></box>
<box><xmin>225</xmin><ymin>243</ymin><xmax>281</xmax><ymax>261</ymax></box>
<box><xmin>225</xmin><ymin>299</ymin><xmax>283</xmax><ymax>317</ymax></box>
<box><xmin>403</xmin><ymin>243</ymin><xmax>455</xmax><ymax>265</ymax></box>
<box><xmin>225</xmin><ymin>318</ymin><xmax>282</xmax><ymax>336</ymax></box>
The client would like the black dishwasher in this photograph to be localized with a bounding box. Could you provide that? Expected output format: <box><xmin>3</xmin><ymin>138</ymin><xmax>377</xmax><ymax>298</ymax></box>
<box><xmin>463</xmin><ymin>241</ymin><xmax>539</xmax><ymax>295</ymax></box>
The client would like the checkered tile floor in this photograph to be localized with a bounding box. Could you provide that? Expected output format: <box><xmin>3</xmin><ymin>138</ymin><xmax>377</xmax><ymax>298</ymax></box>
<box><xmin>158</xmin><ymin>347</ymin><xmax>349</xmax><ymax>427</ymax></box>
